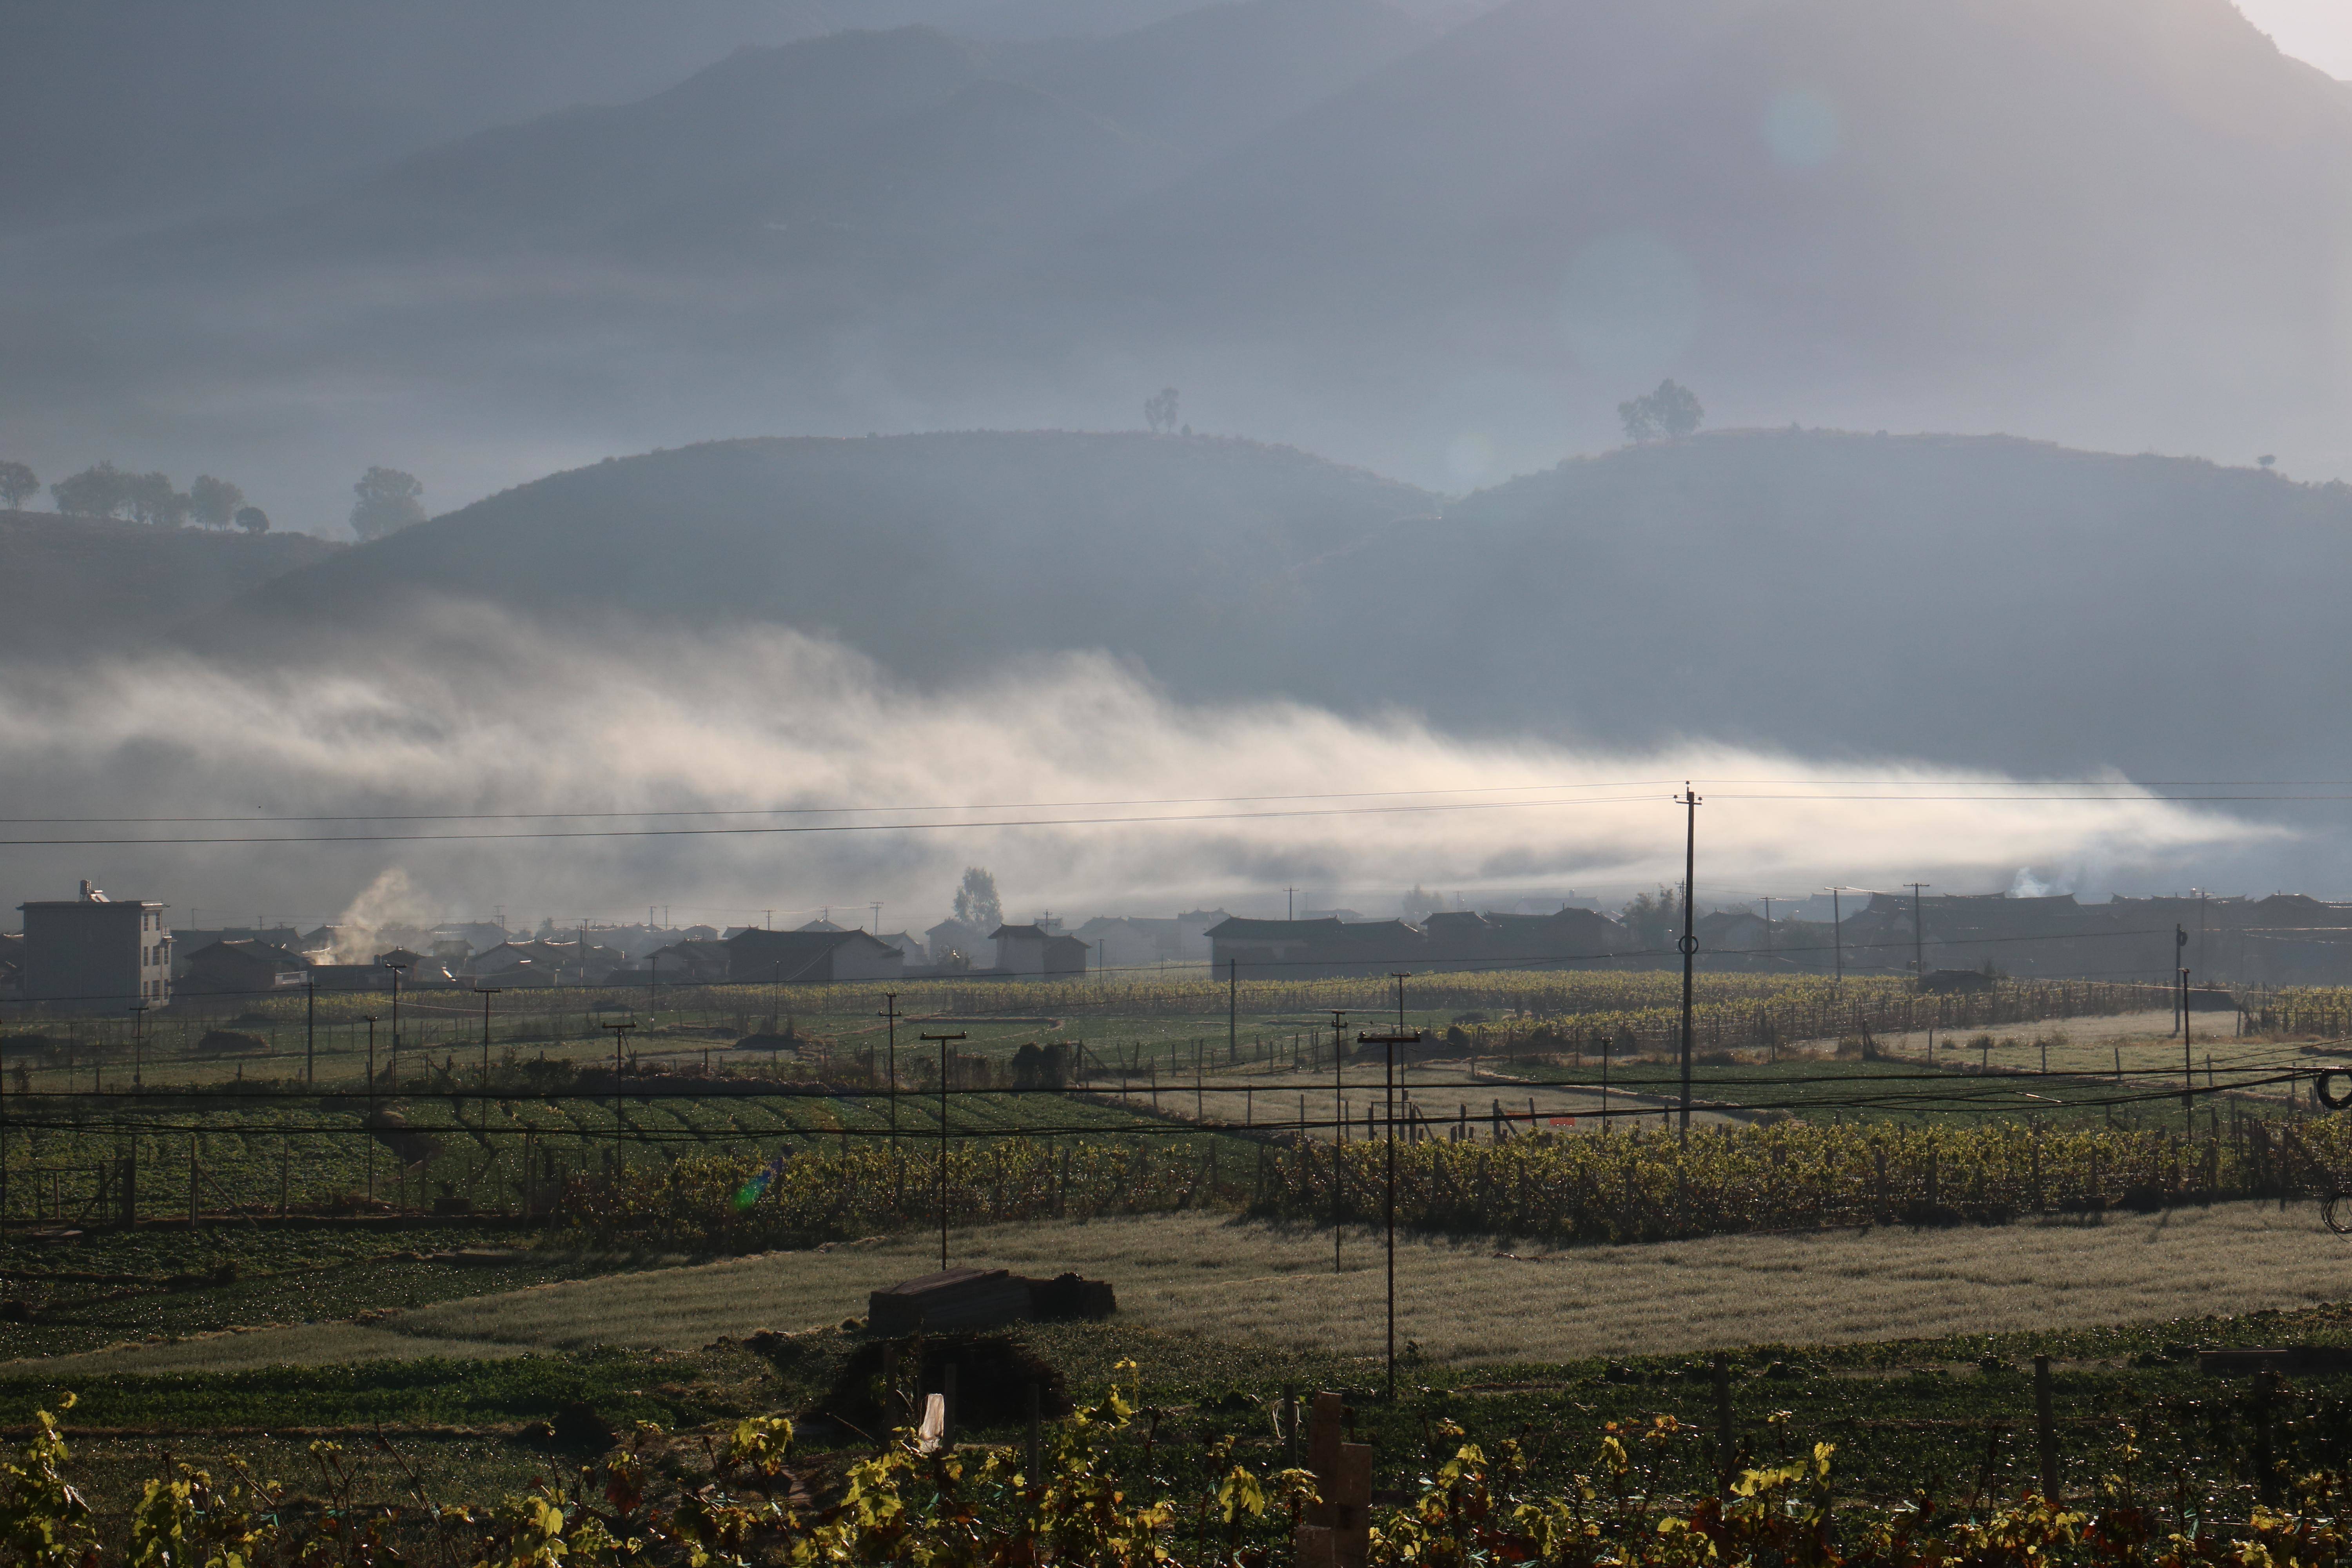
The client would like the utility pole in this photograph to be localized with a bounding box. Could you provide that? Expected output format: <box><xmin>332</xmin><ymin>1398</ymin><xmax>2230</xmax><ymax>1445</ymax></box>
<box><xmin>1328</xmin><ymin>1008</ymin><xmax>1348</xmax><ymax>1272</ymax></box>
<box><xmin>1678</xmin><ymin>785</ymin><xmax>1701</xmax><ymax>1143</ymax></box>
<box><xmin>1825</xmin><ymin>887</ymin><xmax>1846</xmax><ymax>983</ymax></box>
<box><xmin>1760</xmin><ymin>897</ymin><xmax>1773</xmax><ymax>957</ymax></box>
<box><xmin>2174</xmin><ymin>924</ymin><xmax>2188</xmax><ymax>1035</ymax></box>
<box><xmin>1905</xmin><ymin>884</ymin><xmax>1931</xmax><ymax>983</ymax></box>
<box><xmin>921</xmin><ymin>1031</ymin><xmax>968</xmax><ymax>1270</ymax></box>
<box><xmin>1286</xmin><ymin>887</ymin><xmax>1298</xmax><ymax>922</ymax></box>
<box><xmin>474</xmin><ymin>987</ymin><xmax>501</xmax><ymax>1136</ymax></box>
<box><xmin>305</xmin><ymin>977</ymin><xmax>316</xmax><ymax>1087</ymax></box>
<box><xmin>2197</xmin><ymin>889</ymin><xmax>2209</xmax><ymax>981</ymax></box>
<box><xmin>1229</xmin><ymin>958</ymin><xmax>1238</xmax><ymax>1064</ymax></box>
<box><xmin>361</xmin><ymin>1015</ymin><xmax>378</xmax><ymax>1203</ymax></box>
<box><xmin>879</xmin><ymin>994</ymin><xmax>903</xmax><ymax>1146</ymax></box>
<box><xmin>2181</xmin><ymin>956</ymin><xmax>2194</xmax><ymax>1118</ymax></box>
<box><xmin>131</xmin><ymin>1002</ymin><xmax>148</xmax><ymax>1088</ymax></box>
<box><xmin>1391</xmin><ymin>971</ymin><xmax>1410</xmax><ymax>1032</ymax></box>
<box><xmin>602</xmin><ymin>1020</ymin><xmax>637</xmax><ymax>1179</ymax></box>
<box><xmin>870</xmin><ymin>902</ymin><xmax>882</xmax><ymax>935</ymax></box>
<box><xmin>383</xmin><ymin>956</ymin><xmax>411</xmax><ymax>1095</ymax></box>
<box><xmin>1360</xmin><ymin>1024</ymin><xmax>1423</xmax><ymax>1403</ymax></box>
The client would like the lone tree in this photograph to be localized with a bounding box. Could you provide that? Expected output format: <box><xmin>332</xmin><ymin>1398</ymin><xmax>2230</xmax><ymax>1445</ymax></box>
<box><xmin>1618</xmin><ymin>379</ymin><xmax>1704</xmax><ymax>443</ymax></box>
<box><xmin>350</xmin><ymin>466</ymin><xmax>426</xmax><ymax>541</ymax></box>
<box><xmin>51</xmin><ymin>461</ymin><xmax>131</xmax><ymax>518</ymax></box>
<box><xmin>953</xmin><ymin>867</ymin><xmax>1003</xmax><ymax>931</ymax></box>
<box><xmin>1143</xmin><ymin>387</ymin><xmax>1181</xmax><ymax>434</ymax></box>
<box><xmin>0</xmin><ymin>461</ymin><xmax>35</xmax><ymax>510</ymax></box>
<box><xmin>233</xmin><ymin>505</ymin><xmax>270</xmax><ymax>535</ymax></box>
<box><xmin>187</xmin><ymin>474</ymin><xmax>244</xmax><ymax>530</ymax></box>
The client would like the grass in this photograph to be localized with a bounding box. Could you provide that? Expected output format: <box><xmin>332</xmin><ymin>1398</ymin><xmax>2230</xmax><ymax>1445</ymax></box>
<box><xmin>28</xmin><ymin>1200</ymin><xmax>2347</xmax><ymax>1377</ymax></box>
<box><xmin>0</xmin><ymin>1225</ymin><xmax>633</xmax><ymax>1359</ymax></box>
<box><xmin>16</xmin><ymin>1256</ymin><xmax>2352</xmax><ymax>1519</ymax></box>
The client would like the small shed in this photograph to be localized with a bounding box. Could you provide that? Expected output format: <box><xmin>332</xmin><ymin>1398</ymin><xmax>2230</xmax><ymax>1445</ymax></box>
<box><xmin>868</xmin><ymin>1267</ymin><xmax>1036</xmax><ymax>1336</ymax></box>
<box><xmin>866</xmin><ymin>1267</ymin><xmax>1117</xmax><ymax>1335</ymax></box>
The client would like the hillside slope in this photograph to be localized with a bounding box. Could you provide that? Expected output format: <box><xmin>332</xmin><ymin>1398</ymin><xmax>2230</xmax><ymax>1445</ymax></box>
<box><xmin>210</xmin><ymin>426</ymin><xmax>2352</xmax><ymax>782</ymax></box>
<box><xmin>1302</xmin><ymin>429</ymin><xmax>2352</xmax><ymax>775</ymax></box>
<box><xmin>0</xmin><ymin>514</ymin><xmax>343</xmax><ymax>661</ymax></box>
<box><xmin>224</xmin><ymin>432</ymin><xmax>1438</xmax><ymax>689</ymax></box>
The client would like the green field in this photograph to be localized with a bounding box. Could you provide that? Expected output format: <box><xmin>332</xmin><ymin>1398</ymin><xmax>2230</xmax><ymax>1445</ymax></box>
<box><xmin>8</xmin><ymin>1204</ymin><xmax>2352</xmax><ymax>1533</ymax></box>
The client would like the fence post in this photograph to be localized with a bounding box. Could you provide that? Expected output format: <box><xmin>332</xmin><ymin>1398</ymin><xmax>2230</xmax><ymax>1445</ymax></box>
<box><xmin>1713</xmin><ymin>1353</ymin><xmax>1734</xmax><ymax>1493</ymax></box>
<box><xmin>2034</xmin><ymin>1355</ymin><xmax>2058</xmax><ymax>1499</ymax></box>
<box><xmin>1025</xmin><ymin>1381</ymin><xmax>1042</xmax><ymax>1482</ymax></box>
<box><xmin>2254</xmin><ymin>1369</ymin><xmax>2279</xmax><ymax>1504</ymax></box>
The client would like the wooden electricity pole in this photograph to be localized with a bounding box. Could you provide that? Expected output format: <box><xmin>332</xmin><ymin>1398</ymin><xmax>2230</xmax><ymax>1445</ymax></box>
<box><xmin>1361</xmin><ymin>1024</ymin><xmax>1422</xmax><ymax>1403</ymax></box>
<box><xmin>1905</xmin><ymin>885</ymin><xmax>1931</xmax><ymax>983</ymax></box>
<box><xmin>1679</xmin><ymin>786</ymin><xmax>1701</xmax><ymax>1143</ymax></box>
<box><xmin>921</xmin><ymin>1031</ymin><xmax>967</xmax><ymax>1270</ymax></box>
<box><xmin>880</xmin><ymin>995</ymin><xmax>904</xmax><ymax>1147</ymax></box>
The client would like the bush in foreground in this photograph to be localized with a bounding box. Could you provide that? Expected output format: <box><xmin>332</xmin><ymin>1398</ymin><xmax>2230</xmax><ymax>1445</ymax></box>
<box><xmin>8</xmin><ymin>1368</ymin><xmax>2352</xmax><ymax>1565</ymax></box>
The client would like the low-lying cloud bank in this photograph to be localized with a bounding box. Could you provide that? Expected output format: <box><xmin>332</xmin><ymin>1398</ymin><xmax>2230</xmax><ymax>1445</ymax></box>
<box><xmin>0</xmin><ymin>603</ymin><xmax>2281</xmax><ymax>929</ymax></box>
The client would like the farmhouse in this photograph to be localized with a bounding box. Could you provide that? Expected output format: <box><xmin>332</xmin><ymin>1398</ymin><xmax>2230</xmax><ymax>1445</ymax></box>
<box><xmin>177</xmin><ymin>939</ymin><xmax>312</xmax><ymax>997</ymax></box>
<box><xmin>1206</xmin><ymin>916</ymin><xmax>1422</xmax><ymax>978</ymax></box>
<box><xmin>726</xmin><ymin>927</ymin><xmax>906</xmax><ymax>984</ymax></box>
<box><xmin>990</xmin><ymin>924</ymin><xmax>1090</xmax><ymax>977</ymax></box>
<box><xmin>16</xmin><ymin>880</ymin><xmax>171</xmax><ymax>1008</ymax></box>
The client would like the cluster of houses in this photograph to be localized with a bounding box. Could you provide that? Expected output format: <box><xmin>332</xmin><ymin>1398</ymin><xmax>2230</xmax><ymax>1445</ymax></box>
<box><xmin>18</xmin><ymin>878</ymin><xmax>2352</xmax><ymax>1014</ymax></box>
<box><xmin>0</xmin><ymin>886</ymin><xmax>1235</xmax><ymax>1010</ymax></box>
<box><xmin>1208</xmin><ymin>891</ymin><xmax>2352</xmax><ymax>984</ymax></box>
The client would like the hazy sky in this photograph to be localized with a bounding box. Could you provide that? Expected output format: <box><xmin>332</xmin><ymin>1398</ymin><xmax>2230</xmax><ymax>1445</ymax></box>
<box><xmin>2238</xmin><ymin>0</ymin><xmax>2352</xmax><ymax>78</ymax></box>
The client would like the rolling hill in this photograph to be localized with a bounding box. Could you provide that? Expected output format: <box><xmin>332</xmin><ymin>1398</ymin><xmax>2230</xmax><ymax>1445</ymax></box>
<box><xmin>219</xmin><ymin>431</ymin><xmax>1439</xmax><ymax>691</ymax></box>
<box><xmin>202</xmin><ymin>426</ymin><xmax>2352</xmax><ymax>784</ymax></box>
<box><xmin>0</xmin><ymin>513</ymin><xmax>343</xmax><ymax>661</ymax></box>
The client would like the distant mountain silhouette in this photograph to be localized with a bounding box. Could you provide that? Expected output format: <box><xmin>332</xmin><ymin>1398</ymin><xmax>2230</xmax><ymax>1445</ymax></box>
<box><xmin>209</xmin><ymin>427</ymin><xmax>2352</xmax><ymax>784</ymax></box>
<box><xmin>17</xmin><ymin>0</ymin><xmax>2352</xmax><ymax>518</ymax></box>
<box><xmin>245</xmin><ymin>2</ymin><xmax>1433</xmax><ymax>263</ymax></box>
<box><xmin>981</xmin><ymin>0</ymin><xmax>2352</xmax><ymax>472</ymax></box>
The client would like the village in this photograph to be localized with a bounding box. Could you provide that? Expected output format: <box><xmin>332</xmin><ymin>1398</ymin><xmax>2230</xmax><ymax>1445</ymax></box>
<box><xmin>10</xmin><ymin>878</ymin><xmax>2352</xmax><ymax>1015</ymax></box>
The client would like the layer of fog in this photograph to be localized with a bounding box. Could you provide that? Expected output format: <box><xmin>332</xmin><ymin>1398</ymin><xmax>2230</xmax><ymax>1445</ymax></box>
<box><xmin>0</xmin><ymin>606</ymin><xmax>2284</xmax><ymax>933</ymax></box>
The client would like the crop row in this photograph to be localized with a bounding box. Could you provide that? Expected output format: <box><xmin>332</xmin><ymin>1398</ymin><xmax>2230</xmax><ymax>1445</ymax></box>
<box><xmin>546</xmin><ymin>1107</ymin><xmax>2351</xmax><ymax>1254</ymax></box>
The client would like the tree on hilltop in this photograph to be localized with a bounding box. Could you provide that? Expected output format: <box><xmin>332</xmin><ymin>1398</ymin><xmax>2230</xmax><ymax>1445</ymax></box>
<box><xmin>0</xmin><ymin>461</ymin><xmax>35</xmax><ymax>510</ymax></box>
<box><xmin>1144</xmin><ymin>387</ymin><xmax>1181</xmax><ymax>434</ymax></box>
<box><xmin>51</xmin><ymin>462</ymin><xmax>131</xmax><ymax>518</ymax></box>
<box><xmin>188</xmin><ymin>474</ymin><xmax>245</xmax><ymax>530</ymax></box>
<box><xmin>1618</xmin><ymin>379</ymin><xmax>1704</xmax><ymax>443</ymax></box>
<box><xmin>351</xmin><ymin>466</ymin><xmax>426</xmax><ymax>541</ymax></box>
<box><xmin>233</xmin><ymin>505</ymin><xmax>270</xmax><ymax>535</ymax></box>
<box><xmin>123</xmin><ymin>470</ymin><xmax>190</xmax><ymax>526</ymax></box>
